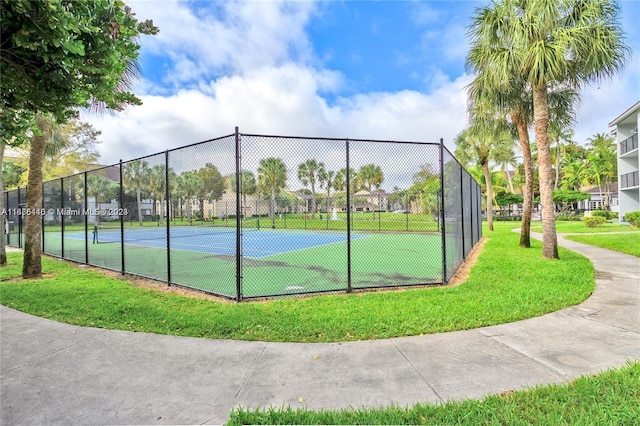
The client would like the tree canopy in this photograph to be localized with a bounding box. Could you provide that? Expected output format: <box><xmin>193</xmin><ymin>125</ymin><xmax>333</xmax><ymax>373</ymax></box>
<box><xmin>1</xmin><ymin>0</ymin><xmax>158</xmax><ymax>122</ymax></box>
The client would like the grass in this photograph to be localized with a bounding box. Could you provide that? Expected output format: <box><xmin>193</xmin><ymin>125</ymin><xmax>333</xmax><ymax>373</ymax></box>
<box><xmin>227</xmin><ymin>361</ymin><xmax>640</xmax><ymax>425</ymax></box>
<box><xmin>0</xmin><ymin>223</ymin><xmax>595</xmax><ymax>342</ymax></box>
<box><xmin>532</xmin><ymin>221</ymin><xmax>640</xmax><ymax>234</ymax></box>
<box><xmin>564</xmin><ymin>233</ymin><xmax>640</xmax><ymax>257</ymax></box>
<box><xmin>3</xmin><ymin>222</ymin><xmax>633</xmax><ymax>425</ymax></box>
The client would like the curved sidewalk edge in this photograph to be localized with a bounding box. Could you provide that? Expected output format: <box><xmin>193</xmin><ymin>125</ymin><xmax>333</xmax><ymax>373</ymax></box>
<box><xmin>1</xmin><ymin>236</ymin><xmax>639</xmax><ymax>425</ymax></box>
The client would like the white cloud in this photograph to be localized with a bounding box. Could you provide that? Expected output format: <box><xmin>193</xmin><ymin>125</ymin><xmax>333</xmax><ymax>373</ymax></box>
<box><xmin>130</xmin><ymin>0</ymin><xmax>318</xmax><ymax>89</ymax></box>
<box><xmin>82</xmin><ymin>0</ymin><xmax>638</xmax><ymax>189</ymax></box>
<box><xmin>572</xmin><ymin>54</ymin><xmax>640</xmax><ymax>145</ymax></box>
<box><xmin>82</xmin><ymin>65</ymin><xmax>471</xmax><ymax>191</ymax></box>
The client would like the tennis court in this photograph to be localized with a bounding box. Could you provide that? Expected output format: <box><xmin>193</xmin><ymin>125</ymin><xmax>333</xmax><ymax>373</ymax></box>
<box><xmin>5</xmin><ymin>130</ymin><xmax>483</xmax><ymax>300</ymax></box>
<box><xmin>47</xmin><ymin>224</ymin><xmax>443</xmax><ymax>298</ymax></box>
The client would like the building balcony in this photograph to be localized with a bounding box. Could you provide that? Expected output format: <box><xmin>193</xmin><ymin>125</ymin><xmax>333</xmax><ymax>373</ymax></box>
<box><xmin>620</xmin><ymin>171</ymin><xmax>639</xmax><ymax>189</ymax></box>
<box><xmin>620</xmin><ymin>133</ymin><xmax>638</xmax><ymax>156</ymax></box>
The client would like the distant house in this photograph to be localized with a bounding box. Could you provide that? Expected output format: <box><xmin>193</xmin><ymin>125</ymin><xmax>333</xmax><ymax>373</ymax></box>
<box><xmin>609</xmin><ymin>101</ymin><xmax>640</xmax><ymax>223</ymax></box>
<box><xmin>577</xmin><ymin>183</ymin><xmax>619</xmax><ymax>212</ymax></box>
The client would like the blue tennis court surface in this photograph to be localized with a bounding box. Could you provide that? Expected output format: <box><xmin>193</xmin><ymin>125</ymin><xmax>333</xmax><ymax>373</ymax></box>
<box><xmin>71</xmin><ymin>228</ymin><xmax>365</xmax><ymax>258</ymax></box>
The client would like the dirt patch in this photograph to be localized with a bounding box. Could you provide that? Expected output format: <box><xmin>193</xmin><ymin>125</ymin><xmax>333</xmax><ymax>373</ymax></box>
<box><xmin>446</xmin><ymin>236</ymin><xmax>488</xmax><ymax>287</ymax></box>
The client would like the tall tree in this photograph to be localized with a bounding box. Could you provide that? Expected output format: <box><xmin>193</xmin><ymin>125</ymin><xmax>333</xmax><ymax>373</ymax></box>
<box><xmin>78</xmin><ymin>174</ymin><xmax>114</xmax><ymax>226</ymax></box>
<box><xmin>258</xmin><ymin>157</ymin><xmax>287</xmax><ymax>228</ymax></box>
<box><xmin>196</xmin><ymin>163</ymin><xmax>225</xmax><ymax>220</ymax></box>
<box><xmin>585</xmin><ymin>132</ymin><xmax>617</xmax><ymax>209</ymax></box>
<box><xmin>229</xmin><ymin>170</ymin><xmax>257</xmax><ymax>218</ymax></box>
<box><xmin>0</xmin><ymin>109</ymin><xmax>34</xmax><ymax>265</ymax></box>
<box><xmin>176</xmin><ymin>172</ymin><xmax>202</xmax><ymax>223</ymax></box>
<box><xmin>455</xmin><ymin>119</ymin><xmax>513</xmax><ymax>232</ymax></box>
<box><xmin>122</xmin><ymin>160</ymin><xmax>150</xmax><ymax>226</ymax></box>
<box><xmin>10</xmin><ymin>118</ymin><xmax>102</xmax><ymax>186</ymax></box>
<box><xmin>358</xmin><ymin>164</ymin><xmax>384</xmax><ymax>219</ymax></box>
<box><xmin>335</xmin><ymin>167</ymin><xmax>360</xmax><ymax>213</ymax></box>
<box><xmin>467</xmin><ymin>0</ymin><xmax>630</xmax><ymax>259</ymax></box>
<box><xmin>297</xmin><ymin>160</ymin><xmax>325</xmax><ymax>219</ymax></box>
<box><xmin>1</xmin><ymin>0</ymin><xmax>158</xmax><ymax>277</ymax></box>
<box><xmin>318</xmin><ymin>169</ymin><xmax>336</xmax><ymax>211</ymax></box>
<box><xmin>560</xmin><ymin>161</ymin><xmax>588</xmax><ymax>191</ymax></box>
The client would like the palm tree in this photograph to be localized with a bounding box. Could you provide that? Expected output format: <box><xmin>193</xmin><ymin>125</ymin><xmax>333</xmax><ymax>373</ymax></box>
<box><xmin>21</xmin><ymin>114</ymin><xmax>71</xmax><ymax>276</ymax></box>
<box><xmin>148</xmin><ymin>165</ymin><xmax>168</xmax><ymax>225</ymax></box>
<box><xmin>258</xmin><ymin>157</ymin><xmax>287</xmax><ymax>228</ymax></box>
<box><xmin>229</xmin><ymin>170</ymin><xmax>257</xmax><ymax>218</ymax></box>
<box><xmin>318</xmin><ymin>169</ymin><xmax>336</xmax><ymax>211</ymax></box>
<box><xmin>585</xmin><ymin>133</ymin><xmax>617</xmax><ymax>209</ymax></box>
<box><xmin>176</xmin><ymin>172</ymin><xmax>203</xmax><ymax>224</ymax></box>
<box><xmin>297</xmin><ymin>159</ymin><xmax>325</xmax><ymax>219</ymax></box>
<box><xmin>358</xmin><ymin>164</ymin><xmax>384</xmax><ymax>219</ymax></box>
<box><xmin>455</xmin><ymin>118</ymin><xmax>513</xmax><ymax>232</ymax></box>
<box><xmin>560</xmin><ymin>161</ymin><xmax>588</xmax><ymax>191</ymax></box>
<box><xmin>122</xmin><ymin>160</ymin><xmax>150</xmax><ymax>226</ymax></box>
<box><xmin>335</xmin><ymin>167</ymin><xmax>360</xmax><ymax>213</ymax></box>
<box><xmin>467</xmin><ymin>0</ymin><xmax>630</xmax><ymax>258</ymax></box>
<box><xmin>549</xmin><ymin>126</ymin><xmax>575</xmax><ymax>191</ymax></box>
<box><xmin>79</xmin><ymin>174</ymin><xmax>114</xmax><ymax>226</ymax></box>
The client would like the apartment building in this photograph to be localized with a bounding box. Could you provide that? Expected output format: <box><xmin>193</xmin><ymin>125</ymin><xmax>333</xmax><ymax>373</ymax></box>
<box><xmin>610</xmin><ymin>100</ymin><xmax>640</xmax><ymax>223</ymax></box>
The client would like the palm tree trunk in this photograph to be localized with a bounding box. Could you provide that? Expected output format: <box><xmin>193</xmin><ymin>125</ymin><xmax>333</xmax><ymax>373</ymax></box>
<box><xmin>505</xmin><ymin>165</ymin><xmax>515</xmax><ymax>194</ymax></box>
<box><xmin>511</xmin><ymin>111</ymin><xmax>533</xmax><ymax>248</ymax></box>
<box><xmin>136</xmin><ymin>186</ymin><xmax>143</xmax><ymax>226</ymax></box>
<box><xmin>554</xmin><ymin>139</ymin><xmax>560</xmax><ymax>191</ymax></box>
<box><xmin>311</xmin><ymin>185</ymin><xmax>317</xmax><ymax>219</ymax></box>
<box><xmin>532</xmin><ymin>84</ymin><xmax>558</xmax><ymax>259</ymax></box>
<box><xmin>0</xmin><ymin>142</ymin><xmax>6</xmax><ymax>266</ymax></box>
<box><xmin>22</xmin><ymin>114</ymin><xmax>49</xmax><ymax>278</ymax></box>
<box><xmin>482</xmin><ymin>161</ymin><xmax>493</xmax><ymax>232</ymax></box>
<box><xmin>270</xmin><ymin>187</ymin><xmax>276</xmax><ymax>228</ymax></box>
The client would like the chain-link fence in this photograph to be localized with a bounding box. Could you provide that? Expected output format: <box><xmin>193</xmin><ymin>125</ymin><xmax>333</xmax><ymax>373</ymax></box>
<box><xmin>3</xmin><ymin>129</ymin><xmax>482</xmax><ymax>301</ymax></box>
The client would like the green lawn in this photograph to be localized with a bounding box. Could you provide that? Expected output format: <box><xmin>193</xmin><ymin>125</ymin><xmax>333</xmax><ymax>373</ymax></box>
<box><xmin>228</xmin><ymin>361</ymin><xmax>640</xmax><ymax>425</ymax></box>
<box><xmin>0</xmin><ymin>223</ymin><xmax>594</xmax><ymax>342</ymax></box>
<box><xmin>564</xmin><ymin>233</ymin><xmax>640</xmax><ymax>257</ymax></box>
<box><xmin>3</xmin><ymin>222</ymin><xmax>632</xmax><ymax>425</ymax></box>
<box><xmin>532</xmin><ymin>220</ymin><xmax>640</xmax><ymax>234</ymax></box>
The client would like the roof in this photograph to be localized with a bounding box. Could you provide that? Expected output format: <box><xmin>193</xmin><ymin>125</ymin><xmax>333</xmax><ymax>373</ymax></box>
<box><xmin>608</xmin><ymin>100</ymin><xmax>640</xmax><ymax>127</ymax></box>
<box><xmin>582</xmin><ymin>182</ymin><xmax>618</xmax><ymax>195</ymax></box>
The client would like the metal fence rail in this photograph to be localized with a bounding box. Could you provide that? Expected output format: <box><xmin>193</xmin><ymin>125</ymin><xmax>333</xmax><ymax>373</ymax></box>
<box><xmin>3</xmin><ymin>129</ymin><xmax>482</xmax><ymax>301</ymax></box>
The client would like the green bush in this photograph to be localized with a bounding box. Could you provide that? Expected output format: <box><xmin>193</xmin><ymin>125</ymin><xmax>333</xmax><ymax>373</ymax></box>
<box><xmin>591</xmin><ymin>210</ymin><xmax>611</xmax><ymax>219</ymax></box>
<box><xmin>494</xmin><ymin>215</ymin><xmax>522</xmax><ymax>221</ymax></box>
<box><xmin>625</xmin><ymin>211</ymin><xmax>640</xmax><ymax>227</ymax></box>
<box><xmin>583</xmin><ymin>216</ymin><xmax>607</xmax><ymax>228</ymax></box>
<box><xmin>556</xmin><ymin>215</ymin><xmax>582</xmax><ymax>221</ymax></box>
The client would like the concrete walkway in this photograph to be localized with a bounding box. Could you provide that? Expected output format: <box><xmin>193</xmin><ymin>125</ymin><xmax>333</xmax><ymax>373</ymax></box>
<box><xmin>1</xmin><ymin>235</ymin><xmax>639</xmax><ymax>425</ymax></box>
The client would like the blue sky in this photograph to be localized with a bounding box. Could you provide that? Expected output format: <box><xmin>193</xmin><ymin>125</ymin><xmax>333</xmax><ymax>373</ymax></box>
<box><xmin>83</xmin><ymin>0</ymin><xmax>640</xmax><ymax>172</ymax></box>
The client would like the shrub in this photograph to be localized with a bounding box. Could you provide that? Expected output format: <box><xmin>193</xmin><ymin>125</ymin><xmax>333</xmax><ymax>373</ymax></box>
<box><xmin>583</xmin><ymin>216</ymin><xmax>607</xmax><ymax>228</ymax></box>
<box><xmin>625</xmin><ymin>211</ymin><xmax>640</xmax><ymax>227</ymax></box>
<box><xmin>556</xmin><ymin>215</ymin><xmax>582</xmax><ymax>221</ymax></box>
<box><xmin>494</xmin><ymin>215</ymin><xmax>522</xmax><ymax>221</ymax></box>
<box><xmin>591</xmin><ymin>210</ymin><xmax>611</xmax><ymax>219</ymax></box>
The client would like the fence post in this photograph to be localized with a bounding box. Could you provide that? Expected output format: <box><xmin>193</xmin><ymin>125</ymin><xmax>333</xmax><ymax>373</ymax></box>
<box><xmin>84</xmin><ymin>172</ymin><xmax>88</xmax><ymax>263</ymax></box>
<box><xmin>459</xmin><ymin>164</ymin><xmax>466</xmax><ymax>259</ymax></box>
<box><xmin>41</xmin><ymin>182</ymin><xmax>45</xmax><ymax>252</ymax></box>
<box><xmin>439</xmin><ymin>138</ymin><xmax>447</xmax><ymax>284</ymax></box>
<box><xmin>17</xmin><ymin>188</ymin><xmax>22</xmax><ymax>247</ymax></box>
<box><xmin>165</xmin><ymin>150</ymin><xmax>172</xmax><ymax>286</ymax></box>
<box><xmin>119</xmin><ymin>159</ymin><xmax>125</xmax><ymax>275</ymax></box>
<box><xmin>60</xmin><ymin>178</ymin><xmax>65</xmax><ymax>258</ymax></box>
<box><xmin>346</xmin><ymin>139</ymin><xmax>352</xmax><ymax>293</ymax></box>
<box><xmin>235</xmin><ymin>127</ymin><xmax>243</xmax><ymax>302</ymax></box>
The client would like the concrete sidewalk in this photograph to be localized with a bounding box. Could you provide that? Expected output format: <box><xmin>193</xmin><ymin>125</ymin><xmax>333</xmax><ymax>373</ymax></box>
<box><xmin>1</xmin><ymin>235</ymin><xmax>639</xmax><ymax>425</ymax></box>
